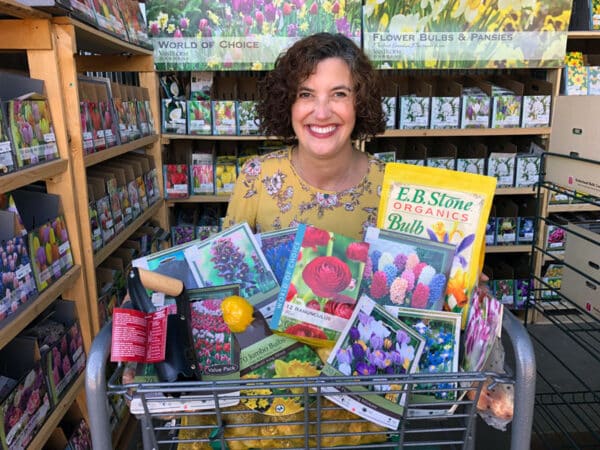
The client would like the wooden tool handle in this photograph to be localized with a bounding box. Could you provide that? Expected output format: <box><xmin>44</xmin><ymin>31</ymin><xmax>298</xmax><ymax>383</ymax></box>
<box><xmin>137</xmin><ymin>268</ymin><xmax>184</xmax><ymax>297</ymax></box>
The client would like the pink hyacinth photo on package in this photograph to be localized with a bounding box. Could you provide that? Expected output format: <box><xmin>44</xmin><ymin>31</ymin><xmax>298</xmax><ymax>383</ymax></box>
<box><xmin>361</xmin><ymin>227</ymin><xmax>455</xmax><ymax>311</ymax></box>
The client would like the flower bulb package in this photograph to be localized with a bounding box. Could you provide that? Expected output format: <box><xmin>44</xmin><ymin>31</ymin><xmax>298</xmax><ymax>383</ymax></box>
<box><xmin>461</xmin><ymin>286</ymin><xmax>503</xmax><ymax>373</ymax></box>
<box><xmin>270</xmin><ymin>224</ymin><xmax>369</xmax><ymax>346</ymax></box>
<box><xmin>239</xmin><ymin>333</ymin><xmax>322</xmax><ymax>417</ymax></box>
<box><xmin>320</xmin><ymin>295</ymin><xmax>425</xmax><ymax>430</ymax></box>
<box><xmin>187</xmin><ymin>285</ymin><xmax>241</xmax><ymax>383</ymax></box>
<box><xmin>361</xmin><ymin>226</ymin><xmax>455</xmax><ymax>310</ymax></box>
<box><xmin>385</xmin><ymin>306</ymin><xmax>461</xmax><ymax>416</ymax></box>
<box><xmin>377</xmin><ymin>163</ymin><xmax>496</xmax><ymax>323</ymax></box>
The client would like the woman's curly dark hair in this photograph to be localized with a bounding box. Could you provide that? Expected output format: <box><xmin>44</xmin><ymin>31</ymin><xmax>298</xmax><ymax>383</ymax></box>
<box><xmin>256</xmin><ymin>32</ymin><xmax>385</xmax><ymax>143</ymax></box>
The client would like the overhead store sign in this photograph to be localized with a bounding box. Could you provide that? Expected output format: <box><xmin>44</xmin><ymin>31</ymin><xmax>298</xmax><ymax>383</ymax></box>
<box><xmin>146</xmin><ymin>0</ymin><xmax>572</xmax><ymax>71</ymax></box>
<box><xmin>363</xmin><ymin>0</ymin><xmax>573</xmax><ymax>69</ymax></box>
<box><xmin>145</xmin><ymin>0</ymin><xmax>363</xmax><ymax>71</ymax></box>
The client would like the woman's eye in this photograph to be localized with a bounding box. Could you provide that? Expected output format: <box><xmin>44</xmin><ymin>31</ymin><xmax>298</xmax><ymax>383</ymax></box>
<box><xmin>298</xmin><ymin>92</ymin><xmax>311</xmax><ymax>99</ymax></box>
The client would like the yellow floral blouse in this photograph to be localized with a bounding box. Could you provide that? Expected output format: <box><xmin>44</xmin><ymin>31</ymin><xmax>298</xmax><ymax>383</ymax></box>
<box><xmin>223</xmin><ymin>147</ymin><xmax>386</xmax><ymax>240</ymax></box>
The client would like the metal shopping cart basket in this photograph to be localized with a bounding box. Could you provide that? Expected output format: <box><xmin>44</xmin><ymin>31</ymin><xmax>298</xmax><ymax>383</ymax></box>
<box><xmin>85</xmin><ymin>271</ymin><xmax>536</xmax><ymax>450</ymax></box>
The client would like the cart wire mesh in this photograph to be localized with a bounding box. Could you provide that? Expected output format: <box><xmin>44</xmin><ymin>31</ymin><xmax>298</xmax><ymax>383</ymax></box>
<box><xmin>86</xmin><ymin>311</ymin><xmax>535</xmax><ymax>450</ymax></box>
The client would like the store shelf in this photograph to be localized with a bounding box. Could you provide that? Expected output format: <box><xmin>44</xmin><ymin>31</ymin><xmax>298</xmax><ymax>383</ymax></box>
<box><xmin>568</xmin><ymin>31</ymin><xmax>600</xmax><ymax>39</ymax></box>
<box><xmin>379</xmin><ymin>127</ymin><xmax>551</xmax><ymax>138</ymax></box>
<box><xmin>161</xmin><ymin>133</ymin><xmax>279</xmax><ymax>144</ymax></box>
<box><xmin>94</xmin><ymin>200</ymin><xmax>164</xmax><ymax>267</ymax></box>
<box><xmin>0</xmin><ymin>265</ymin><xmax>81</xmax><ymax>349</ymax></box>
<box><xmin>0</xmin><ymin>0</ymin><xmax>50</xmax><ymax>18</ymax></box>
<box><xmin>496</xmin><ymin>186</ymin><xmax>537</xmax><ymax>195</ymax></box>
<box><xmin>27</xmin><ymin>372</ymin><xmax>85</xmax><ymax>450</ymax></box>
<box><xmin>52</xmin><ymin>16</ymin><xmax>153</xmax><ymax>55</ymax></box>
<box><xmin>165</xmin><ymin>184</ymin><xmax>537</xmax><ymax>207</ymax></box>
<box><xmin>166</xmin><ymin>194</ymin><xmax>230</xmax><ymax>206</ymax></box>
<box><xmin>486</xmin><ymin>245</ymin><xmax>532</xmax><ymax>254</ymax></box>
<box><xmin>161</xmin><ymin>127</ymin><xmax>551</xmax><ymax>143</ymax></box>
<box><xmin>0</xmin><ymin>159</ymin><xmax>68</xmax><ymax>193</ymax></box>
<box><xmin>547</xmin><ymin>203</ymin><xmax>600</xmax><ymax>213</ymax></box>
<box><xmin>84</xmin><ymin>135</ymin><xmax>160</xmax><ymax>168</ymax></box>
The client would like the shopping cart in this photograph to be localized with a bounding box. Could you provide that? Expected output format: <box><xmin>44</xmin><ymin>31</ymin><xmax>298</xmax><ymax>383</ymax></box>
<box><xmin>86</xmin><ymin>270</ymin><xmax>536</xmax><ymax>450</ymax></box>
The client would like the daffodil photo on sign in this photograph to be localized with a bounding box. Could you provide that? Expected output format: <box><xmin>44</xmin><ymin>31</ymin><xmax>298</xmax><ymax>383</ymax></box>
<box><xmin>362</xmin><ymin>0</ymin><xmax>573</xmax><ymax>69</ymax></box>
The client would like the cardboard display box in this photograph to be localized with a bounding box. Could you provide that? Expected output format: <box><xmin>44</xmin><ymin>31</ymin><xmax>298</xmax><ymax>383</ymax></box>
<box><xmin>548</xmin><ymin>95</ymin><xmax>600</xmax><ymax>161</ymax></box>
<box><xmin>560</xmin><ymin>266</ymin><xmax>600</xmax><ymax>318</ymax></box>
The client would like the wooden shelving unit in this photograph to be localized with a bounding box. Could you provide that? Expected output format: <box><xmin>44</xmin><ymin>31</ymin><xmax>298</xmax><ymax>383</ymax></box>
<box><xmin>0</xmin><ymin>6</ymin><xmax>166</xmax><ymax>449</ymax></box>
<box><xmin>50</xmin><ymin>16</ymin><xmax>167</xmax><ymax>337</ymax></box>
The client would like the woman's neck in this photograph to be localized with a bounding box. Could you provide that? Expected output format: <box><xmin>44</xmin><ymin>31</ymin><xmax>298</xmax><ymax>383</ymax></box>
<box><xmin>292</xmin><ymin>146</ymin><xmax>365</xmax><ymax>192</ymax></box>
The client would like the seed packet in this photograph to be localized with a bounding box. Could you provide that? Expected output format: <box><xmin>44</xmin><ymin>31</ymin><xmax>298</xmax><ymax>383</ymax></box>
<box><xmin>91</xmin><ymin>0</ymin><xmax>128</xmax><ymax>41</ymax></box>
<box><xmin>79</xmin><ymin>100</ymin><xmax>96</xmax><ymax>155</ymax></box>
<box><xmin>187</xmin><ymin>100</ymin><xmax>212</xmax><ymax>136</ymax></box>
<box><xmin>171</xmin><ymin>225</ymin><xmax>195</xmax><ymax>245</ymax></box>
<box><xmin>0</xmin><ymin>107</ymin><xmax>15</xmax><ymax>175</ymax></box>
<box><xmin>237</xmin><ymin>100</ymin><xmax>260</xmax><ymax>135</ymax></box>
<box><xmin>163</xmin><ymin>164</ymin><xmax>189</xmax><ymax>199</ymax></box>
<box><xmin>28</xmin><ymin>216</ymin><xmax>74</xmax><ymax>292</ymax></box>
<box><xmin>0</xmin><ymin>234</ymin><xmax>37</xmax><ymax>323</ymax></box>
<box><xmin>8</xmin><ymin>97</ymin><xmax>59</xmax><ymax>168</ymax></box>
<box><xmin>89</xmin><ymin>201</ymin><xmax>103</xmax><ymax>252</ymax></box>
<box><xmin>96</xmin><ymin>195</ymin><xmax>115</xmax><ymax>245</ymax></box>
<box><xmin>377</xmin><ymin>163</ymin><xmax>496</xmax><ymax>323</ymax></box>
<box><xmin>190</xmin><ymin>153</ymin><xmax>214</xmax><ymax>195</ymax></box>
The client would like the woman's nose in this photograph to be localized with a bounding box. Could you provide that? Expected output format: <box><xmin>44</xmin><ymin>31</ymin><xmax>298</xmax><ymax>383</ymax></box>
<box><xmin>313</xmin><ymin>96</ymin><xmax>333</xmax><ymax>119</ymax></box>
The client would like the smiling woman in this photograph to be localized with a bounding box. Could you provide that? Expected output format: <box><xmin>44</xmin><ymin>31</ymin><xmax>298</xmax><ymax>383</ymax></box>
<box><xmin>223</xmin><ymin>33</ymin><xmax>387</xmax><ymax>240</ymax></box>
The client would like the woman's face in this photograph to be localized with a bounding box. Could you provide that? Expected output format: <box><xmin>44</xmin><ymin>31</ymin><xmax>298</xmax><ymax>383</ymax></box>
<box><xmin>291</xmin><ymin>57</ymin><xmax>356</xmax><ymax>158</ymax></box>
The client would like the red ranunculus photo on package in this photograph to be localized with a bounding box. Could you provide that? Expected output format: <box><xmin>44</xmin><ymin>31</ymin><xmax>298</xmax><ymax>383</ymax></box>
<box><xmin>270</xmin><ymin>224</ymin><xmax>369</xmax><ymax>346</ymax></box>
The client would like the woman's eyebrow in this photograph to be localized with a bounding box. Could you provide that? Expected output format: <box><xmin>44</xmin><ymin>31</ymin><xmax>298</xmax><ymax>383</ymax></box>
<box><xmin>298</xmin><ymin>85</ymin><xmax>352</xmax><ymax>92</ymax></box>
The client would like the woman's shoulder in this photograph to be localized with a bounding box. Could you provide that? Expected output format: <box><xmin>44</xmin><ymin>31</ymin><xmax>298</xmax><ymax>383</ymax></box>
<box><xmin>239</xmin><ymin>148</ymin><xmax>291</xmax><ymax>176</ymax></box>
<box><xmin>260</xmin><ymin>148</ymin><xmax>290</xmax><ymax>164</ymax></box>
<box><xmin>366</xmin><ymin>153</ymin><xmax>387</xmax><ymax>174</ymax></box>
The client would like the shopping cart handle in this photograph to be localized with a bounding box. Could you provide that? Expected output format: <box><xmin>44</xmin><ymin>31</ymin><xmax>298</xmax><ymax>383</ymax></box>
<box><xmin>137</xmin><ymin>267</ymin><xmax>184</xmax><ymax>297</ymax></box>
